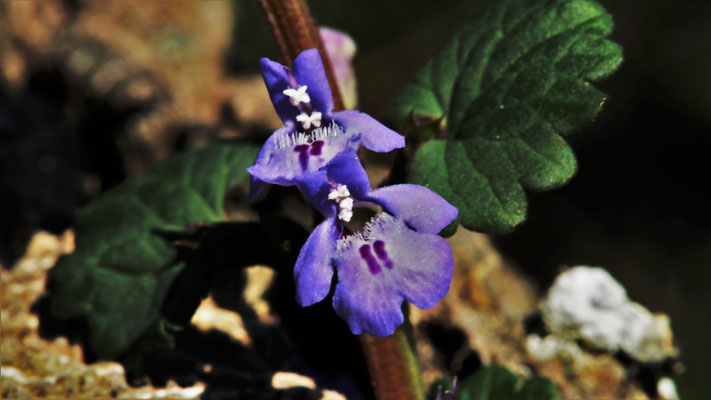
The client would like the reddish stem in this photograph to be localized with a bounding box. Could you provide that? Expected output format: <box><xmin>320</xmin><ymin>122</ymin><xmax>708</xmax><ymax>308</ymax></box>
<box><xmin>360</xmin><ymin>329</ymin><xmax>426</xmax><ymax>400</ymax></box>
<box><xmin>255</xmin><ymin>0</ymin><xmax>344</xmax><ymax>111</ymax></box>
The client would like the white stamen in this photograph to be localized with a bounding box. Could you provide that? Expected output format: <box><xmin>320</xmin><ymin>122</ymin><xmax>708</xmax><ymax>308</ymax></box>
<box><xmin>329</xmin><ymin>184</ymin><xmax>353</xmax><ymax>222</ymax></box>
<box><xmin>339</xmin><ymin>197</ymin><xmax>354</xmax><ymax>210</ymax></box>
<box><xmin>282</xmin><ymin>85</ymin><xmax>310</xmax><ymax>106</ymax></box>
<box><xmin>296</xmin><ymin>111</ymin><xmax>322</xmax><ymax>130</ymax></box>
<box><xmin>328</xmin><ymin>184</ymin><xmax>350</xmax><ymax>200</ymax></box>
<box><xmin>338</xmin><ymin>209</ymin><xmax>353</xmax><ymax>222</ymax></box>
<box><xmin>337</xmin><ymin>213</ymin><xmax>394</xmax><ymax>251</ymax></box>
<box><xmin>274</xmin><ymin>122</ymin><xmax>344</xmax><ymax>150</ymax></box>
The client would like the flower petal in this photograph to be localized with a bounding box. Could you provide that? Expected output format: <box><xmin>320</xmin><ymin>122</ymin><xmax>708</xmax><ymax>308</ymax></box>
<box><xmin>332</xmin><ymin>266</ymin><xmax>404</xmax><ymax>336</ymax></box>
<box><xmin>247</xmin><ymin>122</ymin><xmax>364</xmax><ymax>190</ymax></box>
<box><xmin>246</xmin><ymin>125</ymin><xmax>299</xmax><ymax>186</ymax></box>
<box><xmin>295</xmin><ymin>171</ymin><xmax>337</xmax><ymax>218</ymax></box>
<box><xmin>292</xmin><ymin>49</ymin><xmax>334</xmax><ymax>114</ymax></box>
<box><xmin>260</xmin><ymin>58</ymin><xmax>300</xmax><ymax>123</ymax></box>
<box><xmin>333</xmin><ymin>110</ymin><xmax>405</xmax><ymax>153</ymax></box>
<box><xmin>325</xmin><ymin>150</ymin><xmax>371</xmax><ymax>199</ymax></box>
<box><xmin>319</xmin><ymin>27</ymin><xmax>358</xmax><ymax>109</ymax></box>
<box><xmin>332</xmin><ymin>216</ymin><xmax>453</xmax><ymax>336</ymax></box>
<box><xmin>294</xmin><ymin>217</ymin><xmax>339</xmax><ymax>307</ymax></box>
<box><xmin>249</xmin><ymin>176</ymin><xmax>267</xmax><ymax>202</ymax></box>
<box><xmin>366</xmin><ymin>184</ymin><xmax>458</xmax><ymax>234</ymax></box>
<box><xmin>247</xmin><ymin>125</ymin><xmax>288</xmax><ymax>200</ymax></box>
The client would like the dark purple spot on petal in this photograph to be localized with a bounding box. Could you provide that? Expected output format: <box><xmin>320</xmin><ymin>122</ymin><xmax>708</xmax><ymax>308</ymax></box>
<box><xmin>359</xmin><ymin>244</ymin><xmax>381</xmax><ymax>275</ymax></box>
<box><xmin>373</xmin><ymin>240</ymin><xmax>387</xmax><ymax>258</ymax></box>
<box><xmin>373</xmin><ymin>240</ymin><xmax>394</xmax><ymax>269</ymax></box>
<box><xmin>294</xmin><ymin>144</ymin><xmax>309</xmax><ymax>171</ymax></box>
<box><xmin>310</xmin><ymin>140</ymin><xmax>324</xmax><ymax>156</ymax></box>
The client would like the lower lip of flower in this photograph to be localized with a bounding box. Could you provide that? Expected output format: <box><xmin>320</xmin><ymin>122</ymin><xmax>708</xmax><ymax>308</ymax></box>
<box><xmin>337</xmin><ymin>212</ymin><xmax>391</xmax><ymax>249</ymax></box>
<box><xmin>274</xmin><ymin>122</ymin><xmax>344</xmax><ymax>150</ymax></box>
<box><xmin>273</xmin><ymin>122</ymin><xmax>349</xmax><ymax>171</ymax></box>
<box><xmin>358</xmin><ymin>240</ymin><xmax>395</xmax><ymax>275</ymax></box>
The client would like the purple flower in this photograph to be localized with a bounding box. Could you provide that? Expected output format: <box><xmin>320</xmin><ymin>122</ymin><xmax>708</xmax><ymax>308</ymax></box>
<box><xmin>293</xmin><ymin>153</ymin><xmax>458</xmax><ymax>336</ymax></box>
<box><xmin>247</xmin><ymin>49</ymin><xmax>404</xmax><ymax>199</ymax></box>
<box><xmin>246</xmin><ymin>48</ymin><xmax>456</xmax><ymax>336</ymax></box>
<box><xmin>319</xmin><ymin>27</ymin><xmax>358</xmax><ymax>109</ymax></box>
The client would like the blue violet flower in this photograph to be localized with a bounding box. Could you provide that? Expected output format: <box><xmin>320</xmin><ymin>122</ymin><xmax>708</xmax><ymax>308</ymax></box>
<box><xmin>247</xmin><ymin>49</ymin><xmax>457</xmax><ymax>336</ymax></box>
<box><xmin>247</xmin><ymin>49</ymin><xmax>404</xmax><ymax>199</ymax></box>
<box><xmin>292</xmin><ymin>153</ymin><xmax>458</xmax><ymax>336</ymax></box>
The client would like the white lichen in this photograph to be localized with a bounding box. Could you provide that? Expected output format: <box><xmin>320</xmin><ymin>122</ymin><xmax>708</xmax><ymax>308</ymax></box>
<box><xmin>525</xmin><ymin>334</ymin><xmax>584</xmax><ymax>363</ymax></box>
<box><xmin>541</xmin><ymin>266</ymin><xmax>675</xmax><ymax>362</ymax></box>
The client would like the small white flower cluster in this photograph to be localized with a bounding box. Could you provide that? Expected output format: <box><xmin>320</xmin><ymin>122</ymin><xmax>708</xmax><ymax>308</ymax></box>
<box><xmin>328</xmin><ymin>184</ymin><xmax>354</xmax><ymax>222</ymax></box>
<box><xmin>282</xmin><ymin>85</ymin><xmax>322</xmax><ymax>130</ymax></box>
<box><xmin>274</xmin><ymin>122</ymin><xmax>344</xmax><ymax>150</ymax></box>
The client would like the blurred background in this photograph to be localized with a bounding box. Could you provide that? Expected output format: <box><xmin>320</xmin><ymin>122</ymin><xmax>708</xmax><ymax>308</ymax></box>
<box><xmin>1</xmin><ymin>0</ymin><xmax>709</xmax><ymax>398</ymax></box>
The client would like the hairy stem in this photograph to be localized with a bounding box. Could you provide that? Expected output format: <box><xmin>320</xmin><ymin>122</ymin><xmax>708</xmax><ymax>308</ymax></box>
<box><xmin>255</xmin><ymin>0</ymin><xmax>344</xmax><ymax>111</ymax></box>
<box><xmin>360</xmin><ymin>328</ymin><xmax>426</xmax><ymax>400</ymax></box>
<box><xmin>255</xmin><ymin>1</ymin><xmax>424</xmax><ymax>399</ymax></box>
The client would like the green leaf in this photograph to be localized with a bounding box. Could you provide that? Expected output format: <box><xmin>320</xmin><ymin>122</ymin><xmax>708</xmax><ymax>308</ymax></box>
<box><xmin>49</xmin><ymin>142</ymin><xmax>258</xmax><ymax>358</ymax></box>
<box><xmin>456</xmin><ymin>365</ymin><xmax>557</xmax><ymax>400</ymax></box>
<box><xmin>387</xmin><ymin>0</ymin><xmax>622</xmax><ymax>233</ymax></box>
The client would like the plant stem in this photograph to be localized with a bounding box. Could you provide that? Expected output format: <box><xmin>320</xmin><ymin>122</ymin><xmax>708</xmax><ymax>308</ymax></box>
<box><xmin>360</xmin><ymin>328</ymin><xmax>426</xmax><ymax>400</ymax></box>
<box><xmin>255</xmin><ymin>0</ymin><xmax>344</xmax><ymax>111</ymax></box>
<box><xmin>255</xmin><ymin>1</ymin><xmax>425</xmax><ymax>399</ymax></box>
